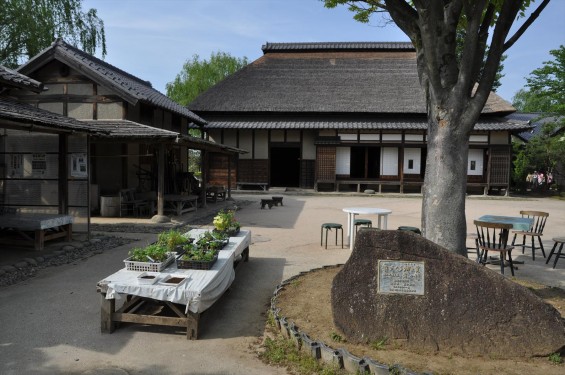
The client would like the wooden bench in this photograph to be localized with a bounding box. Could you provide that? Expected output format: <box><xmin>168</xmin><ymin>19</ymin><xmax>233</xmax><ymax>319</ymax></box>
<box><xmin>164</xmin><ymin>194</ymin><xmax>199</xmax><ymax>216</ymax></box>
<box><xmin>237</xmin><ymin>182</ymin><xmax>269</xmax><ymax>191</ymax></box>
<box><xmin>0</xmin><ymin>213</ymin><xmax>73</xmax><ymax>250</ymax></box>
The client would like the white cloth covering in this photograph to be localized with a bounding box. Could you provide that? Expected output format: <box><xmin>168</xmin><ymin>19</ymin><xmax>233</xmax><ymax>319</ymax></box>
<box><xmin>100</xmin><ymin>229</ymin><xmax>250</xmax><ymax>314</ymax></box>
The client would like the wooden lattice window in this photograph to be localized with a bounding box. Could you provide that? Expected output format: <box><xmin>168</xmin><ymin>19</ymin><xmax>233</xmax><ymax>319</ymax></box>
<box><xmin>316</xmin><ymin>147</ymin><xmax>336</xmax><ymax>182</ymax></box>
<box><xmin>489</xmin><ymin>148</ymin><xmax>510</xmax><ymax>184</ymax></box>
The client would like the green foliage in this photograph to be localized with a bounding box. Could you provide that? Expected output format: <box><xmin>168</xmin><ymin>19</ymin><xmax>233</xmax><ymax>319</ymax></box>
<box><xmin>166</xmin><ymin>51</ymin><xmax>248</xmax><ymax>106</ymax></box>
<box><xmin>213</xmin><ymin>209</ymin><xmax>240</xmax><ymax>232</ymax></box>
<box><xmin>156</xmin><ymin>229</ymin><xmax>191</xmax><ymax>251</ymax></box>
<box><xmin>0</xmin><ymin>0</ymin><xmax>106</xmax><ymax>68</ymax></box>
<box><xmin>260</xmin><ymin>336</ymin><xmax>347</xmax><ymax>374</ymax></box>
<box><xmin>370</xmin><ymin>336</ymin><xmax>388</xmax><ymax>350</ymax></box>
<box><xmin>180</xmin><ymin>245</ymin><xmax>217</xmax><ymax>262</ymax></box>
<box><xmin>329</xmin><ymin>331</ymin><xmax>344</xmax><ymax>343</ymax></box>
<box><xmin>549</xmin><ymin>352</ymin><xmax>563</xmax><ymax>364</ymax></box>
<box><xmin>514</xmin><ymin>45</ymin><xmax>565</xmax><ymax>115</ymax></box>
<box><xmin>128</xmin><ymin>243</ymin><xmax>170</xmax><ymax>262</ymax></box>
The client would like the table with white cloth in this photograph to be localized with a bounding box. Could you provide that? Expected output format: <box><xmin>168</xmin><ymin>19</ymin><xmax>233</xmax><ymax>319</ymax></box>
<box><xmin>342</xmin><ymin>207</ymin><xmax>392</xmax><ymax>250</ymax></box>
<box><xmin>96</xmin><ymin>229</ymin><xmax>250</xmax><ymax>339</ymax></box>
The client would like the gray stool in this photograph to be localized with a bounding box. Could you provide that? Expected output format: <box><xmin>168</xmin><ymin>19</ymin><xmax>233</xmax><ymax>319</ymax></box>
<box><xmin>321</xmin><ymin>223</ymin><xmax>343</xmax><ymax>249</ymax></box>
<box><xmin>546</xmin><ymin>237</ymin><xmax>565</xmax><ymax>269</ymax></box>
<box><xmin>354</xmin><ymin>218</ymin><xmax>372</xmax><ymax>233</ymax></box>
<box><xmin>398</xmin><ymin>226</ymin><xmax>421</xmax><ymax>235</ymax></box>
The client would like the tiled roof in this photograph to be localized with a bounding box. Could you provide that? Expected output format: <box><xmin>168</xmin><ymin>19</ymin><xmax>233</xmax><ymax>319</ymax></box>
<box><xmin>261</xmin><ymin>42</ymin><xmax>415</xmax><ymax>53</ymax></box>
<box><xmin>18</xmin><ymin>39</ymin><xmax>206</xmax><ymax>125</ymax></box>
<box><xmin>0</xmin><ymin>97</ymin><xmax>103</xmax><ymax>133</ymax></box>
<box><xmin>189</xmin><ymin>41</ymin><xmax>514</xmax><ymax>115</ymax></box>
<box><xmin>0</xmin><ymin>65</ymin><xmax>44</xmax><ymax>93</ymax></box>
<box><xmin>84</xmin><ymin>120</ymin><xmax>245</xmax><ymax>153</ymax></box>
<box><xmin>506</xmin><ymin>112</ymin><xmax>564</xmax><ymax>141</ymax></box>
<box><xmin>203</xmin><ymin>117</ymin><xmax>531</xmax><ymax>132</ymax></box>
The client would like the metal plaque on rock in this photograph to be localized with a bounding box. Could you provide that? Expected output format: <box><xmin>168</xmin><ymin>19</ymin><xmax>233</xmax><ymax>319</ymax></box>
<box><xmin>377</xmin><ymin>260</ymin><xmax>425</xmax><ymax>295</ymax></box>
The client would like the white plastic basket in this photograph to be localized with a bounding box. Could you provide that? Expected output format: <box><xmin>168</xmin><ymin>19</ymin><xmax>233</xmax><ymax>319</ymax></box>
<box><xmin>124</xmin><ymin>253</ymin><xmax>175</xmax><ymax>272</ymax></box>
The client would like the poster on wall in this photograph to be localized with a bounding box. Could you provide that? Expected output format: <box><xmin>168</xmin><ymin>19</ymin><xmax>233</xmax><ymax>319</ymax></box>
<box><xmin>71</xmin><ymin>153</ymin><xmax>88</xmax><ymax>177</ymax></box>
<box><xmin>31</xmin><ymin>153</ymin><xmax>47</xmax><ymax>176</ymax></box>
<box><xmin>9</xmin><ymin>154</ymin><xmax>23</xmax><ymax>177</ymax></box>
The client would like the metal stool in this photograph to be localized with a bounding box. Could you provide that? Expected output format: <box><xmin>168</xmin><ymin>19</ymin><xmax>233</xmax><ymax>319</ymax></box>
<box><xmin>354</xmin><ymin>218</ymin><xmax>372</xmax><ymax>233</ymax></box>
<box><xmin>546</xmin><ymin>237</ymin><xmax>565</xmax><ymax>269</ymax></box>
<box><xmin>398</xmin><ymin>226</ymin><xmax>421</xmax><ymax>235</ymax></box>
<box><xmin>321</xmin><ymin>223</ymin><xmax>343</xmax><ymax>249</ymax></box>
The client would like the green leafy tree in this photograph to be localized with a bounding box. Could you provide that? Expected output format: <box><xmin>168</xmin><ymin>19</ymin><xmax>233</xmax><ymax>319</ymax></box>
<box><xmin>519</xmin><ymin>45</ymin><xmax>565</xmax><ymax>115</ymax></box>
<box><xmin>323</xmin><ymin>0</ymin><xmax>550</xmax><ymax>255</ymax></box>
<box><xmin>166</xmin><ymin>52</ymin><xmax>248</xmax><ymax>106</ymax></box>
<box><xmin>166</xmin><ymin>52</ymin><xmax>248</xmax><ymax>174</ymax></box>
<box><xmin>512</xmin><ymin>45</ymin><xmax>565</xmax><ymax>190</ymax></box>
<box><xmin>0</xmin><ymin>0</ymin><xmax>106</xmax><ymax>68</ymax></box>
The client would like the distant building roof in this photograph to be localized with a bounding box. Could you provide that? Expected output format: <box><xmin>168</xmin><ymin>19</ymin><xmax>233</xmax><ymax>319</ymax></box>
<box><xmin>507</xmin><ymin>112</ymin><xmax>564</xmax><ymax>141</ymax></box>
<box><xmin>189</xmin><ymin>41</ymin><xmax>515</xmax><ymax>116</ymax></box>
<box><xmin>18</xmin><ymin>39</ymin><xmax>206</xmax><ymax>125</ymax></box>
<box><xmin>0</xmin><ymin>65</ymin><xmax>44</xmax><ymax>93</ymax></box>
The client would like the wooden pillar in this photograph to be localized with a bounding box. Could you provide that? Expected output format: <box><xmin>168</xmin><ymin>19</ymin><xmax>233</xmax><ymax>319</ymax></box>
<box><xmin>58</xmin><ymin>134</ymin><xmax>69</xmax><ymax>214</ymax></box>
<box><xmin>227</xmin><ymin>153</ymin><xmax>233</xmax><ymax>200</ymax></box>
<box><xmin>157</xmin><ymin>143</ymin><xmax>165</xmax><ymax>215</ymax></box>
<box><xmin>200</xmin><ymin>149</ymin><xmax>208</xmax><ymax>208</ymax></box>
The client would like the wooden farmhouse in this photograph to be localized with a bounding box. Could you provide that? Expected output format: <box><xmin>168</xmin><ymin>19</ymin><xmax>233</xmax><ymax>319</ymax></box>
<box><xmin>189</xmin><ymin>42</ymin><xmax>532</xmax><ymax>194</ymax></box>
<box><xmin>1</xmin><ymin>64</ymin><xmax>105</xmax><ymax>236</ymax></box>
<box><xmin>7</xmin><ymin>39</ymin><xmax>242</xmax><ymax>224</ymax></box>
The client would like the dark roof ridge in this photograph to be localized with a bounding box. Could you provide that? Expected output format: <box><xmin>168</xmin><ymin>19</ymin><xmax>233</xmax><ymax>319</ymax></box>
<box><xmin>262</xmin><ymin>41</ymin><xmax>414</xmax><ymax>53</ymax></box>
<box><xmin>52</xmin><ymin>39</ymin><xmax>152</xmax><ymax>87</ymax></box>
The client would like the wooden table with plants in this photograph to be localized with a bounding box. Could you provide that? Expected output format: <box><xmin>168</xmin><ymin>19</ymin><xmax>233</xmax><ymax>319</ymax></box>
<box><xmin>96</xmin><ymin>210</ymin><xmax>250</xmax><ymax>339</ymax></box>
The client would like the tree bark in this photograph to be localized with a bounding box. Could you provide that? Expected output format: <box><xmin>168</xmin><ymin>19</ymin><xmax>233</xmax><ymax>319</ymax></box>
<box><xmin>422</xmin><ymin>97</ymin><xmax>474</xmax><ymax>256</ymax></box>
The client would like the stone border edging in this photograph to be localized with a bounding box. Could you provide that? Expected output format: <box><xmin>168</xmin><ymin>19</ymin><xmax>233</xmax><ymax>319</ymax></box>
<box><xmin>269</xmin><ymin>264</ymin><xmax>424</xmax><ymax>375</ymax></box>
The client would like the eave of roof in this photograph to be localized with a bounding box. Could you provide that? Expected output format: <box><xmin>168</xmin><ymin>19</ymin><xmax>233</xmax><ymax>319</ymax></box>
<box><xmin>0</xmin><ymin>97</ymin><xmax>104</xmax><ymax>134</ymax></box>
<box><xmin>0</xmin><ymin>65</ymin><xmax>44</xmax><ymax>93</ymax></box>
<box><xmin>17</xmin><ymin>39</ymin><xmax>207</xmax><ymax>125</ymax></box>
<box><xmin>85</xmin><ymin>120</ymin><xmax>246</xmax><ymax>154</ymax></box>
<box><xmin>203</xmin><ymin>117</ymin><xmax>532</xmax><ymax>132</ymax></box>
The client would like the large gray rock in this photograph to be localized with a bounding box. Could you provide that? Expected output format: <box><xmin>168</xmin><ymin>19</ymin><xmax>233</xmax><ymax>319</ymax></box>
<box><xmin>332</xmin><ymin>229</ymin><xmax>565</xmax><ymax>357</ymax></box>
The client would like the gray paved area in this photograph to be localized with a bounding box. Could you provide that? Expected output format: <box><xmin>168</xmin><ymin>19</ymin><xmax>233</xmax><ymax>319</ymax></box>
<box><xmin>0</xmin><ymin>192</ymin><xmax>564</xmax><ymax>374</ymax></box>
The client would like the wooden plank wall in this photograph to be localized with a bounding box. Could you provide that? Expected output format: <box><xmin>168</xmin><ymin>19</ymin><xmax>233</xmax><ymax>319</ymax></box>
<box><xmin>208</xmin><ymin>153</ymin><xmax>237</xmax><ymax>186</ymax></box>
<box><xmin>238</xmin><ymin>159</ymin><xmax>269</xmax><ymax>183</ymax></box>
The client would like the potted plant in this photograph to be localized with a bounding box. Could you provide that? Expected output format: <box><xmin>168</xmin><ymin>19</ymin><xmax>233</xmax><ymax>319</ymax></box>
<box><xmin>125</xmin><ymin>243</ymin><xmax>175</xmax><ymax>272</ymax></box>
<box><xmin>177</xmin><ymin>242</ymin><xmax>219</xmax><ymax>270</ymax></box>
<box><xmin>196</xmin><ymin>230</ymin><xmax>228</xmax><ymax>251</ymax></box>
<box><xmin>213</xmin><ymin>209</ymin><xmax>241</xmax><ymax>236</ymax></box>
<box><xmin>157</xmin><ymin>229</ymin><xmax>192</xmax><ymax>252</ymax></box>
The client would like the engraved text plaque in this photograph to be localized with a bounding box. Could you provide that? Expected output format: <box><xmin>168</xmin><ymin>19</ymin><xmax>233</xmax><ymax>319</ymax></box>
<box><xmin>377</xmin><ymin>260</ymin><xmax>425</xmax><ymax>295</ymax></box>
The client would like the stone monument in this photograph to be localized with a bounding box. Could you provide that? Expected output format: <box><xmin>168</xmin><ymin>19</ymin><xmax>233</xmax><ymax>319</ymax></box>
<box><xmin>331</xmin><ymin>229</ymin><xmax>565</xmax><ymax>357</ymax></box>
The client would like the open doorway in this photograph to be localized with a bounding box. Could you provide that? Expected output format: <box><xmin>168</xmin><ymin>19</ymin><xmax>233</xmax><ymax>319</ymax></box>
<box><xmin>270</xmin><ymin>146</ymin><xmax>300</xmax><ymax>187</ymax></box>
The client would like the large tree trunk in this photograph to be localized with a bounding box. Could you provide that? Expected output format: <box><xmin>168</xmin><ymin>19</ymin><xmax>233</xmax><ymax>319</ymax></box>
<box><xmin>422</xmin><ymin>102</ymin><xmax>474</xmax><ymax>256</ymax></box>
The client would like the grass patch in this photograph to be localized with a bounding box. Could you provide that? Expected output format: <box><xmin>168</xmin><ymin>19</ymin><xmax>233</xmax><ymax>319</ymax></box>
<box><xmin>370</xmin><ymin>336</ymin><xmax>388</xmax><ymax>350</ymax></box>
<box><xmin>260</xmin><ymin>335</ymin><xmax>348</xmax><ymax>375</ymax></box>
<box><xmin>549</xmin><ymin>352</ymin><xmax>563</xmax><ymax>365</ymax></box>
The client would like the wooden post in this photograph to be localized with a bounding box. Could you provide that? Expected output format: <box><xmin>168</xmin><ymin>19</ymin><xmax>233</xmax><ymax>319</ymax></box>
<box><xmin>157</xmin><ymin>143</ymin><xmax>165</xmax><ymax>215</ymax></box>
<box><xmin>227</xmin><ymin>153</ymin><xmax>232</xmax><ymax>200</ymax></box>
<box><xmin>58</xmin><ymin>134</ymin><xmax>69</xmax><ymax>214</ymax></box>
<box><xmin>100</xmin><ymin>294</ymin><xmax>116</xmax><ymax>333</ymax></box>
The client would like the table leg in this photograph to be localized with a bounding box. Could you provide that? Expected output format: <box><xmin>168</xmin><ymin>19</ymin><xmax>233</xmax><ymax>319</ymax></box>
<box><xmin>349</xmin><ymin>213</ymin><xmax>356</xmax><ymax>251</ymax></box>
<box><xmin>100</xmin><ymin>294</ymin><xmax>116</xmax><ymax>333</ymax></box>
<box><xmin>382</xmin><ymin>214</ymin><xmax>388</xmax><ymax>230</ymax></box>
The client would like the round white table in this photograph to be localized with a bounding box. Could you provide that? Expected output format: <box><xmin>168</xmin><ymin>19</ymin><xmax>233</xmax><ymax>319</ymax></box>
<box><xmin>342</xmin><ymin>207</ymin><xmax>392</xmax><ymax>250</ymax></box>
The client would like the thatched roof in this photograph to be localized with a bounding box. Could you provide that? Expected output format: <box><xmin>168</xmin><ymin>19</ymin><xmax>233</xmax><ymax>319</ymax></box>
<box><xmin>189</xmin><ymin>41</ymin><xmax>515</xmax><ymax>116</ymax></box>
<box><xmin>18</xmin><ymin>39</ymin><xmax>206</xmax><ymax>125</ymax></box>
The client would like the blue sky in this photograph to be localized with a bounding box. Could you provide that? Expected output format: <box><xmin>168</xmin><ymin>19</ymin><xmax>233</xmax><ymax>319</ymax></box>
<box><xmin>84</xmin><ymin>0</ymin><xmax>564</xmax><ymax>103</ymax></box>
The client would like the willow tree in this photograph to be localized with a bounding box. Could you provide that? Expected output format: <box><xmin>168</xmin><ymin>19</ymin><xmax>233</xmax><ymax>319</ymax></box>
<box><xmin>0</xmin><ymin>0</ymin><xmax>106</xmax><ymax>68</ymax></box>
<box><xmin>324</xmin><ymin>0</ymin><xmax>550</xmax><ymax>255</ymax></box>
